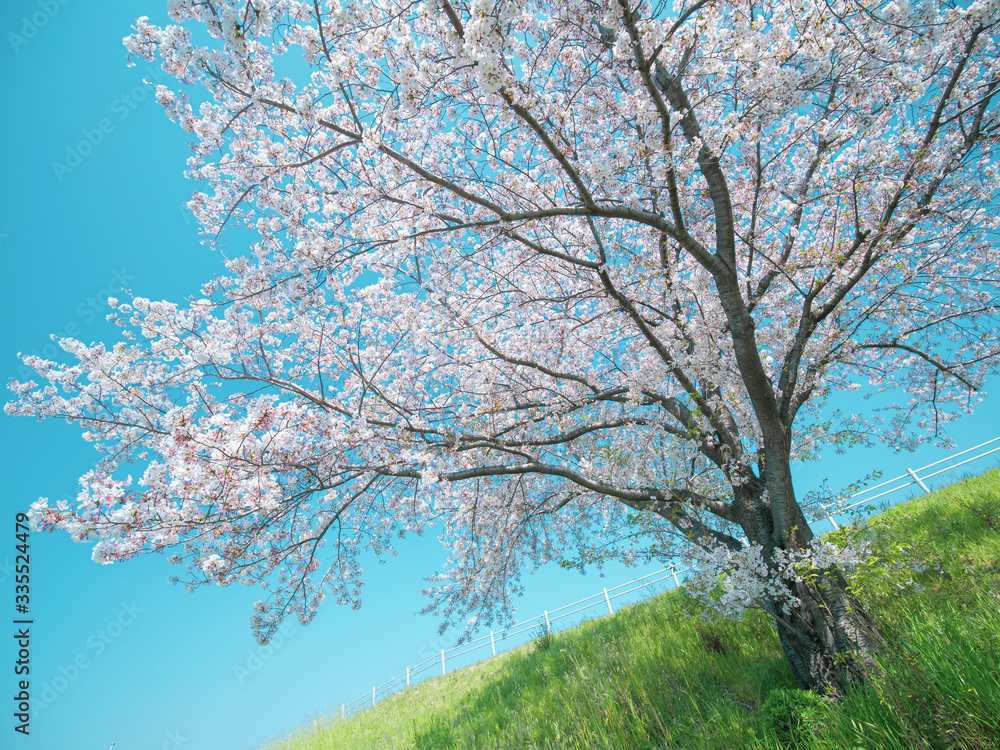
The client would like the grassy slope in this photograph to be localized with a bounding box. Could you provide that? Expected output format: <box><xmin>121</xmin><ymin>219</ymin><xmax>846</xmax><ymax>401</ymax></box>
<box><xmin>256</xmin><ymin>469</ymin><xmax>1000</xmax><ymax>750</ymax></box>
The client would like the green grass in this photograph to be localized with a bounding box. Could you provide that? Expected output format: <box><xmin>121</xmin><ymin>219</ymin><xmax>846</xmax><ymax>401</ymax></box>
<box><xmin>254</xmin><ymin>469</ymin><xmax>1000</xmax><ymax>750</ymax></box>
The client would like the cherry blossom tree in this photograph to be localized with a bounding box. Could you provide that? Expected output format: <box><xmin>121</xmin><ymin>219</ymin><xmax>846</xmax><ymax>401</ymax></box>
<box><xmin>8</xmin><ymin>0</ymin><xmax>999</xmax><ymax>695</ymax></box>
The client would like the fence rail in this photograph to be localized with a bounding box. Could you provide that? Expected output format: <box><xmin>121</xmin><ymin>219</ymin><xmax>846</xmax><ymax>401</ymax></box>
<box><xmin>817</xmin><ymin>436</ymin><xmax>1000</xmax><ymax>529</ymax></box>
<box><xmin>340</xmin><ymin>435</ymin><xmax>1000</xmax><ymax>718</ymax></box>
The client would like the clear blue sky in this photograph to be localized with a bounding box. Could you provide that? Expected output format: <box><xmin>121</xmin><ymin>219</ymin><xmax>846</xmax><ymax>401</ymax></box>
<box><xmin>0</xmin><ymin>3</ymin><xmax>997</xmax><ymax>749</ymax></box>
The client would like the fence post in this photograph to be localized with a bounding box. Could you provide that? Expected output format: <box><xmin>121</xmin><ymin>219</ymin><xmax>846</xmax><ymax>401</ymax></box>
<box><xmin>441</xmin><ymin>649</ymin><xmax>446</xmax><ymax>675</ymax></box>
<box><xmin>372</xmin><ymin>686</ymin><xmax>376</xmax><ymax>707</ymax></box>
<box><xmin>821</xmin><ymin>503</ymin><xmax>840</xmax><ymax>530</ymax></box>
<box><xmin>544</xmin><ymin>610</ymin><xmax>551</xmax><ymax>634</ymax></box>
<box><xmin>603</xmin><ymin>587</ymin><xmax>614</xmax><ymax>615</ymax></box>
<box><xmin>490</xmin><ymin>630</ymin><xmax>496</xmax><ymax>656</ymax></box>
<box><xmin>341</xmin><ymin>704</ymin><xmax>346</xmax><ymax>720</ymax></box>
<box><xmin>406</xmin><ymin>666</ymin><xmax>410</xmax><ymax>686</ymax></box>
<box><xmin>670</xmin><ymin>565</ymin><xmax>680</xmax><ymax>587</ymax></box>
<box><xmin>906</xmin><ymin>467</ymin><xmax>931</xmax><ymax>494</ymax></box>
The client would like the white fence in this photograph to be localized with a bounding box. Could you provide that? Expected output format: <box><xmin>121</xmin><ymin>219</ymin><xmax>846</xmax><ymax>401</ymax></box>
<box><xmin>817</xmin><ymin>435</ymin><xmax>1000</xmax><ymax>529</ymax></box>
<box><xmin>340</xmin><ymin>435</ymin><xmax>1000</xmax><ymax>718</ymax></box>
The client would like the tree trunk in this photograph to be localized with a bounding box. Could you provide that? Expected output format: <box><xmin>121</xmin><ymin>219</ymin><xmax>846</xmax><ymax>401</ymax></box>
<box><xmin>763</xmin><ymin>565</ymin><xmax>885</xmax><ymax>697</ymax></box>
<box><xmin>732</xmin><ymin>479</ymin><xmax>884</xmax><ymax>697</ymax></box>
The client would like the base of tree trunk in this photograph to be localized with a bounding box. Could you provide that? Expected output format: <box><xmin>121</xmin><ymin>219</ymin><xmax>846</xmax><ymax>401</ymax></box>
<box><xmin>769</xmin><ymin>568</ymin><xmax>885</xmax><ymax>697</ymax></box>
